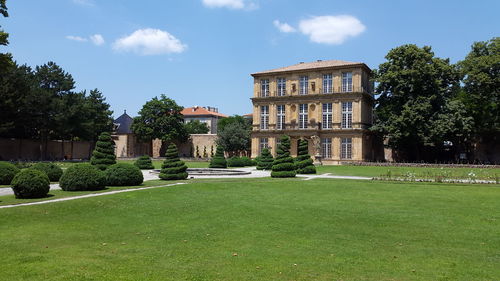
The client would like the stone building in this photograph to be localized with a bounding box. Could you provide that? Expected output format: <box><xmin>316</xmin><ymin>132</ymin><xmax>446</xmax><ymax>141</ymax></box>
<box><xmin>113</xmin><ymin>111</ymin><xmax>150</xmax><ymax>158</ymax></box>
<box><xmin>250</xmin><ymin>60</ymin><xmax>376</xmax><ymax>164</ymax></box>
<box><xmin>181</xmin><ymin>106</ymin><xmax>227</xmax><ymax>134</ymax></box>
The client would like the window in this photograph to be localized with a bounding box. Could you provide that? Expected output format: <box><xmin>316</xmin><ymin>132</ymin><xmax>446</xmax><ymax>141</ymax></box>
<box><xmin>323</xmin><ymin>74</ymin><xmax>333</xmax><ymax>93</ymax></box>
<box><xmin>322</xmin><ymin>103</ymin><xmax>332</xmax><ymax>129</ymax></box>
<box><xmin>341</xmin><ymin>102</ymin><xmax>353</xmax><ymax>128</ymax></box>
<box><xmin>276</xmin><ymin>137</ymin><xmax>282</xmax><ymax>151</ymax></box>
<box><xmin>342</xmin><ymin>72</ymin><xmax>353</xmax><ymax>92</ymax></box>
<box><xmin>260</xmin><ymin>105</ymin><xmax>269</xmax><ymax>130</ymax></box>
<box><xmin>260</xmin><ymin>138</ymin><xmax>269</xmax><ymax>153</ymax></box>
<box><xmin>299</xmin><ymin>76</ymin><xmax>308</xmax><ymax>95</ymax></box>
<box><xmin>261</xmin><ymin>79</ymin><xmax>270</xmax><ymax>97</ymax></box>
<box><xmin>299</xmin><ymin>104</ymin><xmax>308</xmax><ymax>129</ymax></box>
<box><xmin>321</xmin><ymin>138</ymin><xmax>332</xmax><ymax>159</ymax></box>
<box><xmin>277</xmin><ymin>78</ymin><xmax>286</xmax><ymax>96</ymax></box>
<box><xmin>341</xmin><ymin>138</ymin><xmax>352</xmax><ymax>159</ymax></box>
<box><xmin>276</xmin><ymin>105</ymin><xmax>285</xmax><ymax>130</ymax></box>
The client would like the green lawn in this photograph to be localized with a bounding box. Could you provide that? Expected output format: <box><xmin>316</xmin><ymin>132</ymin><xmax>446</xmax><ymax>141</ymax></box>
<box><xmin>0</xmin><ymin>180</ymin><xmax>175</xmax><ymax>206</ymax></box>
<box><xmin>317</xmin><ymin>165</ymin><xmax>499</xmax><ymax>180</ymax></box>
<box><xmin>0</xmin><ymin>178</ymin><xmax>498</xmax><ymax>280</ymax></box>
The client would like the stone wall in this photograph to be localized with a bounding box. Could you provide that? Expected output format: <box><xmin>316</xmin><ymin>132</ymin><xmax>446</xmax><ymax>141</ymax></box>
<box><xmin>0</xmin><ymin>138</ymin><xmax>93</xmax><ymax>161</ymax></box>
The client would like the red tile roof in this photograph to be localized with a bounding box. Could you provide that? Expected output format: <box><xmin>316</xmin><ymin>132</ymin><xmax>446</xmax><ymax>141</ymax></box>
<box><xmin>181</xmin><ymin>106</ymin><xmax>228</xmax><ymax>118</ymax></box>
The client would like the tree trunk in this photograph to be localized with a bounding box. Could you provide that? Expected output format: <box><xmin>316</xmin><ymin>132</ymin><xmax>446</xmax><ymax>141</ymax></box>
<box><xmin>71</xmin><ymin>139</ymin><xmax>74</xmax><ymax>160</ymax></box>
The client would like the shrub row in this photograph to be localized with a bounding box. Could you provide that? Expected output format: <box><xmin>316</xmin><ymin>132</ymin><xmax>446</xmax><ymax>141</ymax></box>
<box><xmin>227</xmin><ymin>156</ymin><xmax>254</xmax><ymax>167</ymax></box>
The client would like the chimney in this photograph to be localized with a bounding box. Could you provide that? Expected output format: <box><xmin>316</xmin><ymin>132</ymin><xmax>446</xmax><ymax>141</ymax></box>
<box><xmin>317</xmin><ymin>59</ymin><xmax>322</xmax><ymax>62</ymax></box>
<box><xmin>299</xmin><ymin>62</ymin><xmax>304</xmax><ymax>64</ymax></box>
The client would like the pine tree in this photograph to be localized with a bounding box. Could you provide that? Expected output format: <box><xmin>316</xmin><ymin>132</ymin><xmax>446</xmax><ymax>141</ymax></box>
<box><xmin>271</xmin><ymin>135</ymin><xmax>296</xmax><ymax>178</ymax></box>
<box><xmin>295</xmin><ymin>139</ymin><xmax>316</xmax><ymax>174</ymax></box>
<box><xmin>256</xmin><ymin>148</ymin><xmax>274</xmax><ymax>170</ymax></box>
<box><xmin>203</xmin><ymin>146</ymin><xmax>208</xmax><ymax>158</ymax></box>
<box><xmin>134</xmin><ymin>155</ymin><xmax>154</xmax><ymax>169</ymax></box>
<box><xmin>90</xmin><ymin>132</ymin><xmax>116</xmax><ymax>170</ymax></box>
<box><xmin>159</xmin><ymin>143</ymin><xmax>188</xmax><ymax>180</ymax></box>
<box><xmin>209</xmin><ymin>145</ymin><xmax>227</xmax><ymax>168</ymax></box>
<box><xmin>210</xmin><ymin>145</ymin><xmax>214</xmax><ymax>157</ymax></box>
<box><xmin>196</xmin><ymin>146</ymin><xmax>200</xmax><ymax>158</ymax></box>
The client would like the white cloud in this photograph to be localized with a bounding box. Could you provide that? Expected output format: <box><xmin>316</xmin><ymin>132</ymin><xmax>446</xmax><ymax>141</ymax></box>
<box><xmin>90</xmin><ymin>34</ymin><xmax>105</xmax><ymax>46</ymax></box>
<box><xmin>273</xmin><ymin>20</ymin><xmax>296</xmax><ymax>33</ymax></box>
<box><xmin>72</xmin><ymin>0</ymin><xmax>94</xmax><ymax>6</ymax></box>
<box><xmin>298</xmin><ymin>15</ymin><xmax>365</xmax><ymax>45</ymax></box>
<box><xmin>202</xmin><ymin>0</ymin><xmax>257</xmax><ymax>10</ymax></box>
<box><xmin>66</xmin><ymin>35</ymin><xmax>88</xmax><ymax>42</ymax></box>
<box><xmin>112</xmin><ymin>28</ymin><xmax>187</xmax><ymax>55</ymax></box>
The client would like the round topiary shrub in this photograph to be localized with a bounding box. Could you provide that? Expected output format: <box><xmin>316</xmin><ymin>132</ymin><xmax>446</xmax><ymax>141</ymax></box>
<box><xmin>271</xmin><ymin>135</ymin><xmax>296</xmax><ymax>178</ymax></box>
<box><xmin>209</xmin><ymin>146</ymin><xmax>227</xmax><ymax>168</ymax></box>
<box><xmin>0</xmin><ymin>161</ymin><xmax>20</xmax><ymax>185</ymax></box>
<box><xmin>295</xmin><ymin>139</ymin><xmax>317</xmax><ymax>174</ymax></box>
<box><xmin>90</xmin><ymin>132</ymin><xmax>116</xmax><ymax>170</ymax></box>
<box><xmin>257</xmin><ymin>148</ymin><xmax>274</xmax><ymax>170</ymax></box>
<box><xmin>59</xmin><ymin>164</ymin><xmax>106</xmax><ymax>191</ymax></box>
<box><xmin>31</xmin><ymin>162</ymin><xmax>63</xmax><ymax>181</ymax></box>
<box><xmin>159</xmin><ymin>143</ymin><xmax>188</xmax><ymax>180</ymax></box>
<box><xmin>105</xmin><ymin>163</ymin><xmax>144</xmax><ymax>186</ymax></box>
<box><xmin>11</xmin><ymin>169</ymin><xmax>50</xmax><ymax>199</ymax></box>
<box><xmin>134</xmin><ymin>155</ymin><xmax>154</xmax><ymax>169</ymax></box>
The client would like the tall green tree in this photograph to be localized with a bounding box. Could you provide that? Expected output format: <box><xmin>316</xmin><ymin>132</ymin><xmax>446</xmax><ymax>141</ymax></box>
<box><xmin>32</xmin><ymin>62</ymin><xmax>76</xmax><ymax>159</ymax></box>
<box><xmin>131</xmin><ymin>95</ymin><xmax>188</xmax><ymax>143</ymax></box>
<box><xmin>295</xmin><ymin>139</ymin><xmax>316</xmax><ymax>174</ymax></box>
<box><xmin>216</xmin><ymin>121</ymin><xmax>250</xmax><ymax>156</ymax></box>
<box><xmin>0</xmin><ymin>0</ymin><xmax>13</xmax><ymax>71</ymax></box>
<box><xmin>372</xmin><ymin>44</ymin><xmax>461</xmax><ymax>161</ymax></box>
<box><xmin>0</xmin><ymin>63</ymin><xmax>36</xmax><ymax>139</ymax></box>
<box><xmin>217</xmin><ymin>115</ymin><xmax>251</xmax><ymax>133</ymax></box>
<box><xmin>82</xmin><ymin>89</ymin><xmax>114</xmax><ymax>142</ymax></box>
<box><xmin>184</xmin><ymin>120</ymin><xmax>210</xmax><ymax>134</ymax></box>
<box><xmin>458</xmin><ymin>37</ymin><xmax>499</xmax><ymax>143</ymax></box>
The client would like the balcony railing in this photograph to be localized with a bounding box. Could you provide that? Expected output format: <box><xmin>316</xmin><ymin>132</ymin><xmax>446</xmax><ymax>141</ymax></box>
<box><xmin>255</xmin><ymin>86</ymin><xmax>371</xmax><ymax>98</ymax></box>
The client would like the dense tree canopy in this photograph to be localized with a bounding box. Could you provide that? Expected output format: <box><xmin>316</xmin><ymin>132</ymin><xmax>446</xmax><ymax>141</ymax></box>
<box><xmin>131</xmin><ymin>95</ymin><xmax>188</xmax><ymax>143</ymax></box>
<box><xmin>216</xmin><ymin>115</ymin><xmax>251</xmax><ymax>155</ymax></box>
<box><xmin>372</xmin><ymin>44</ymin><xmax>466</xmax><ymax>161</ymax></box>
<box><xmin>184</xmin><ymin>120</ymin><xmax>210</xmax><ymax>134</ymax></box>
<box><xmin>458</xmin><ymin>37</ymin><xmax>499</xmax><ymax>140</ymax></box>
<box><xmin>0</xmin><ymin>0</ymin><xmax>12</xmax><ymax>71</ymax></box>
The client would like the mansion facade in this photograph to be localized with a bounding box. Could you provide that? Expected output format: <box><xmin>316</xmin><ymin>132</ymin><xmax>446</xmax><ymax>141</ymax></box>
<box><xmin>250</xmin><ymin>60</ymin><xmax>376</xmax><ymax>163</ymax></box>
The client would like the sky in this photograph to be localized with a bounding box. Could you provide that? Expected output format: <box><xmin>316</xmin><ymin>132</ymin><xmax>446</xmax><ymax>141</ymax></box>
<box><xmin>3</xmin><ymin>0</ymin><xmax>499</xmax><ymax>118</ymax></box>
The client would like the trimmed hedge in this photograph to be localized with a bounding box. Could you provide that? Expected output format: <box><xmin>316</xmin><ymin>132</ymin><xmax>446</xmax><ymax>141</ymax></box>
<box><xmin>271</xmin><ymin>135</ymin><xmax>296</xmax><ymax>178</ymax></box>
<box><xmin>11</xmin><ymin>169</ymin><xmax>50</xmax><ymax>199</ymax></box>
<box><xmin>159</xmin><ymin>144</ymin><xmax>188</xmax><ymax>180</ymax></box>
<box><xmin>59</xmin><ymin>164</ymin><xmax>106</xmax><ymax>191</ymax></box>
<box><xmin>90</xmin><ymin>132</ymin><xmax>116</xmax><ymax>170</ymax></box>
<box><xmin>134</xmin><ymin>155</ymin><xmax>154</xmax><ymax>169</ymax></box>
<box><xmin>105</xmin><ymin>163</ymin><xmax>144</xmax><ymax>186</ymax></box>
<box><xmin>257</xmin><ymin>148</ymin><xmax>274</xmax><ymax>170</ymax></box>
<box><xmin>31</xmin><ymin>162</ymin><xmax>64</xmax><ymax>181</ymax></box>
<box><xmin>0</xmin><ymin>162</ymin><xmax>20</xmax><ymax>185</ymax></box>
<box><xmin>209</xmin><ymin>145</ymin><xmax>227</xmax><ymax>168</ymax></box>
<box><xmin>295</xmin><ymin>139</ymin><xmax>316</xmax><ymax>174</ymax></box>
<box><xmin>227</xmin><ymin>156</ymin><xmax>254</xmax><ymax>167</ymax></box>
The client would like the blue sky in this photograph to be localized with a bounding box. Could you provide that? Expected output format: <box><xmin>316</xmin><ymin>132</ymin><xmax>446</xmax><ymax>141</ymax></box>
<box><xmin>3</xmin><ymin>0</ymin><xmax>499</xmax><ymax>118</ymax></box>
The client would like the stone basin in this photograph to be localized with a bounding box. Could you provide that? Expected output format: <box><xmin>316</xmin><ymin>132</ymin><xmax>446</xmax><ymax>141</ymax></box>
<box><xmin>151</xmin><ymin>168</ymin><xmax>251</xmax><ymax>176</ymax></box>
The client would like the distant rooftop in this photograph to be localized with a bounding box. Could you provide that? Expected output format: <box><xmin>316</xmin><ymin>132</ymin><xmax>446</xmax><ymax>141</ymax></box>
<box><xmin>181</xmin><ymin>106</ymin><xmax>228</xmax><ymax>118</ymax></box>
<box><xmin>251</xmin><ymin>59</ymin><xmax>369</xmax><ymax>76</ymax></box>
<box><xmin>114</xmin><ymin>110</ymin><xmax>134</xmax><ymax>134</ymax></box>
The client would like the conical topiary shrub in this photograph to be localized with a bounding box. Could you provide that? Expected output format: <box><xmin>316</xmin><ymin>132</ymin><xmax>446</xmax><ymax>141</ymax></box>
<box><xmin>209</xmin><ymin>145</ymin><xmax>227</xmax><ymax>168</ymax></box>
<box><xmin>295</xmin><ymin>139</ymin><xmax>316</xmax><ymax>174</ymax></box>
<box><xmin>134</xmin><ymin>155</ymin><xmax>154</xmax><ymax>169</ymax></box>
<box><xmin>271</xmin><ymin>135</ymin><xmax>296</xmax><ymax>178</ymax></box>
<box><xmin>90</xmin><ymin>132</ymin><xmax>116</xmax><ymax>170</ymax></box>
<box><xmin>256</xmin><ymin>148</ymin><xmax>274</xmax><ymax>170</ymax></box>
<box><xmin>159</xmin><ymin>143</ymin><xmax>188</xmax><ymax>180</ymax></box>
